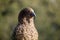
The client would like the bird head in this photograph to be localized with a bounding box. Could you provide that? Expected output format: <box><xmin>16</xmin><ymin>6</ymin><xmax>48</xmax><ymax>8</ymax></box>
<box><xmin>19</xmin><ymin>7</ymin><xmax>36</xmax><ymax>18</ymax></box>
<box><xmin>24</xmin><ymin>7</ymin><xmax>36</xmax><ymax>18</ymax></box>
<box><xmin>18</xmin><ymin>7</ymin><xmax>36</xmax><ymax>23</ymax></box>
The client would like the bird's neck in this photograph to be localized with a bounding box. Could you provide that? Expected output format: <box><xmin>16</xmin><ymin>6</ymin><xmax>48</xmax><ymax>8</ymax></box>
<box><xmin>18</xmin><ymin>17</ymin><xmax>35</xmax><ymax>26</ymax></box>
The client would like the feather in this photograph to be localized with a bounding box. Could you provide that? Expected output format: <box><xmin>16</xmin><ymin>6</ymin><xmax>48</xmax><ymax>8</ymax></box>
<box><xmin>12</xmin><ymin>7</ymin><xmax>38</xmax><ymax>40</ymax></box>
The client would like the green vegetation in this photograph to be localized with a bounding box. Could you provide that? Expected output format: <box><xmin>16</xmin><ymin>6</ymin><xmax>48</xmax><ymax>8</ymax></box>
<box><xmin>0</xmin><ymin>0</ymin><xmax>60</xmax><ymax>40</ymax></box>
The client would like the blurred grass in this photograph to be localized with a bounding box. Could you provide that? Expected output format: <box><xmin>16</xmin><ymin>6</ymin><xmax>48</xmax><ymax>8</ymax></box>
<box><xmin>0</xmin><ymin>0</ymin><xmax>60</xmax><ymax>40</ymax></box>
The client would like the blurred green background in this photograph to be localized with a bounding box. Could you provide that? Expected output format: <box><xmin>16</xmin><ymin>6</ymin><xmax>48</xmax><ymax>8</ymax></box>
<box><xmin>0</xmin><ymin>0</ymin><xmax>60</xmax><ymax>40</ymax></box>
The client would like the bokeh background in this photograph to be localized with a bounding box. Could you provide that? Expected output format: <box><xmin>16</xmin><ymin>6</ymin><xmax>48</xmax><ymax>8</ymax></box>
<box><xmin>0</xmin><ymin>0</ymin><xmax>60</xmax><ymax>40</ymax></box>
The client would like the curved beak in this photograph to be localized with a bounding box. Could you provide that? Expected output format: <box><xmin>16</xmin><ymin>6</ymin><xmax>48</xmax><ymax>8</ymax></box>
<box><xmin>30</xmin><ymin>12</ymin><xmax>36</xmax><ymax>17</ymax></box>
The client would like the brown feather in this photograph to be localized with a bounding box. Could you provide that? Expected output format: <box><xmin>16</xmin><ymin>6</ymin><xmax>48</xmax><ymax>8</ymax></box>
<box><xmin>12</xmin><ymin>7</ymin><xmax>38</xmax><ymax>40</ymax></box>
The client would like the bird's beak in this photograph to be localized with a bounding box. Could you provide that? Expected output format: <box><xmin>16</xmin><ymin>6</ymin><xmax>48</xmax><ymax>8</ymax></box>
<box><xmin>34</xmin><ymin>12</ymin><xmax>36</xmax><ymax>17</ymax></box>
<box><xmin>31</xmin><ymin>12</ymin><xmax>36</xmax><ymax>17</ymax></box>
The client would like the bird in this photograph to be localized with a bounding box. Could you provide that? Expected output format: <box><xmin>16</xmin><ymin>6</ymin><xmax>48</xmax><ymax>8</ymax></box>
<box><xmin>11</xmin><ymin>7</ymin><xmax>38</xmax><ymax>40</ymax></box>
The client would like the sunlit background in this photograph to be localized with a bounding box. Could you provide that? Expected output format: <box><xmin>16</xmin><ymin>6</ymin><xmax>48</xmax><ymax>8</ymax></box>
<box><xmin>0</xmin><ymin>0</ymin><xmax>60</xmax><ymax>40</ymax></box>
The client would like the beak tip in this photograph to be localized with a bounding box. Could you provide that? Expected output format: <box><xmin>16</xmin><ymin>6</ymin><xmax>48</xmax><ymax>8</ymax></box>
<box><xmin>34</xmin><ymin>12</ymin><xmax>36</xmax><ymax>17</ymax></box>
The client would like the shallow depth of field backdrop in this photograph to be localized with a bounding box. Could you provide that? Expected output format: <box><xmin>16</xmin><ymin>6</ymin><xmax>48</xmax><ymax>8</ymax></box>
<box><xmin>0</xmin><ymin>0</ymin><xmax>60</xmax><ymax>40</ymax></box>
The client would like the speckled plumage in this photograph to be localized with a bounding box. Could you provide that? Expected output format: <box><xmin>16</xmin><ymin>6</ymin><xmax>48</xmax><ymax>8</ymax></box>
<box><xmin>12</xmin><ymin>7</ymin><xmax>38</xmax><ymax>40</ymax></box>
